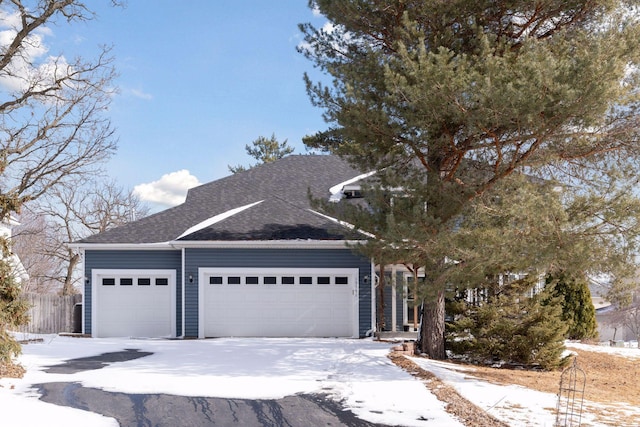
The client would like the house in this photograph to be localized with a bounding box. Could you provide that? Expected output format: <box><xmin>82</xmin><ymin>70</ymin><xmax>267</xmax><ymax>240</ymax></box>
<box><xmin>591</xmin><ymin>276</ymin><xmax>640</xmax><ymax>342</ymax></box>
<box><xmin>1</xmin><ymin>215</ymin><xmax>29</xmax><ymax>285</ymax></box>
<box><xmin>76</xmin><ymin>154</ymin><xmax>597</xmax><ymax>340</ymax></box>
<box><xmin>73</xmin><ymin>155</ymin><xmax>382</xmax><ymax>339</ymax></box>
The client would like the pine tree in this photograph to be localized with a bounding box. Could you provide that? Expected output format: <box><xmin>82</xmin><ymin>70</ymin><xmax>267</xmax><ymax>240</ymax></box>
<box><xmin>301</xmin><ymin>0</ymin><xmax>640</xmax><ymax>359</ymax></box>
<box><xmin>228</xmin><ymin>134</ymin><xmax>294</xmax><ymax>173</ymax></box>
<box><xmin>546</xmin><ymin>273</ymin><xmax>599</xmax><ymax>340</ymax></box>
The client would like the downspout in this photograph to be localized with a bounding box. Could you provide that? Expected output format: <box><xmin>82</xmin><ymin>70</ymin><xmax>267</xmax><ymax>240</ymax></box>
<box><xmin>181</xmin><ymin>247</ymin><xmax>186</xmax><ymax>338</ymax></box>
<box><xmin>371</xmin><ymin>258</ymin><xmax>376</xmax><ymax>337</ymax></box>
<box><xmin>391</xmin><ymin>264</ymin><xmax>397</xmax><ymax>332</ymax></box>
<box><xmin>80</xmin><ymin>248</ymin><xmax>86</xmax><ymax>335</ymax></box>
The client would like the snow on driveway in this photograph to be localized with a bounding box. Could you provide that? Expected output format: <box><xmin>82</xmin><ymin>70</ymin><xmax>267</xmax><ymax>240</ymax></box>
<box><xmin>0</xmin><ymin>336</ymin><xmax>463</xmax><ymax>427</ymax></box>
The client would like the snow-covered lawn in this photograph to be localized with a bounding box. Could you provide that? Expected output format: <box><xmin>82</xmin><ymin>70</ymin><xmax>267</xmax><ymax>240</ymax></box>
<box><xmin>411</xmin><ymin>357</ymin><xmax>559</xmax><ymax>426</ymax></box>
<box><xmin>0</xmin><ymin>335</ymin><xmax>638</xmax><ymax>426</ymax></box>
<box><xmin>411</xmin><ymin>341</ymin><xmax>640</xmax><ymax>427</ymax></box>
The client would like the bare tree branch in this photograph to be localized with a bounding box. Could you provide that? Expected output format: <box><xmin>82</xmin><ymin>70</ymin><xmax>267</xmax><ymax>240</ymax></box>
<box><xmin>14</xmin><ymin>179</ymin><xmax>149</xmax><ymax>295</ymax></box>
<box><xmin>0</xmin><ymin>1</ymin><xmax>117</xmax><ymax>219</ymax></box>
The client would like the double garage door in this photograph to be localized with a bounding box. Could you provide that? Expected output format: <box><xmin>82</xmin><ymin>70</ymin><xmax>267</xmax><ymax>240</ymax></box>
<box><xmin>199</xmin><ymin>268</ymin><xmax>359</xmax><ymax>338</ymax></box>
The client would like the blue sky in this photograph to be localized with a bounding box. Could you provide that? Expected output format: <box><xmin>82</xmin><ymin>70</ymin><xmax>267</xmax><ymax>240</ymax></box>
<box><xmin>49</xmin><ymin>1</ymin><xmax>328</xmax><ymax>210</ymax></box>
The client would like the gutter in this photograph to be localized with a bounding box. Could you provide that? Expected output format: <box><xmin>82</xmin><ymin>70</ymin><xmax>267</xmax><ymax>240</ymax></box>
<box><xmin>71</xmin><ymin>240</ymin><xmax>367</xmax><ymax>251</ymax></box>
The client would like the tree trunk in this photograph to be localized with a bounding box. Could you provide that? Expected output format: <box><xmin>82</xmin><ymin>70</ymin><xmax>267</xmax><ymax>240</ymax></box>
<box><xmin>61</xmin><ymin>251</ymin><xmax>79</xmax><ymax>296</ymax></box>
<box><xmin>417</xmin><ymin>289</ymin><xmax>446</xmax><ymax>359</ymax></box>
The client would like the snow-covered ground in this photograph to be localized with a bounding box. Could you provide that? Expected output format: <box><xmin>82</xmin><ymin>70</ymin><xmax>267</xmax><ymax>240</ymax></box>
<box><xmin>411</xmin><ymin>356</ymin><xmax>559</xmax><ymax>426</ymax></box>
<box><xmin>1</xmin><ymin>335</ymin><xmax>461</xmax><ymax>427</ymax></box>
<box><xmin>0</xmin><ymin>335</ymin><xmax>638</xmax><ymax>426</ymax></box>
<box><xmin>412</xmin><ymin>341</ymin><xmax>640</xmax><ymax>427</ymax></box>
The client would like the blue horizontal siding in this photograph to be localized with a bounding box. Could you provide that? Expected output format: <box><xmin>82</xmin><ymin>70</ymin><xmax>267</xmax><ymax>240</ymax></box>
<box><xmin>184</xmin><ymin>248</ymin><xmax>372</xmax><ymax>337</ymax></box>
<box><xmin>84</xmin><ymin>247</ymin><xmax>372</xmax><ymax>338</ymax></box>
<box><xmin>84</xmin><ymin>250</ymin><xmax>182</xmax><ymax>335</ymax></box>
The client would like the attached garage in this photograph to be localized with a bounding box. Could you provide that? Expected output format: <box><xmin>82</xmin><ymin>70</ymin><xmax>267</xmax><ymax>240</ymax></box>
<box><xmin>77</xmin><ymin>156</ymin><xmax>376</xmax><ymax>339</ymax></box>
<box><xmin>199</xmin><ymin>268</ymin><xmax>359</xmax><ymax>338</ymax></box>
<box><xmin>91</xmin><ymin>269</ymin><xmax>176</xmax><ymax>338</ymax></box>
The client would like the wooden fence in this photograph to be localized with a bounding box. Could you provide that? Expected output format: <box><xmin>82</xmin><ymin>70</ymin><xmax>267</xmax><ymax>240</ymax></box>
<box><xmin>17</xmin><ymin>293</ymin><xmax>82</xmax><ymax>334</ymax></box>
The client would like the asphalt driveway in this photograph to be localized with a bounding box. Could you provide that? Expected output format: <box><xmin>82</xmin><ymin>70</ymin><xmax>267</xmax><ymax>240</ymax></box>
<box><xmin>35</xmin><ymin>348</ymin><xmax>389</xmax><ymax>426</ymax></box>
<box><xmin>3</xmin><ymin>337</ymin><xmax>461</xmax><ymax>426</ymax></box>
<box><xmin>37</xmin><ymin>381</ymin><xmax>385</xmax><ymax>427</ymax></box>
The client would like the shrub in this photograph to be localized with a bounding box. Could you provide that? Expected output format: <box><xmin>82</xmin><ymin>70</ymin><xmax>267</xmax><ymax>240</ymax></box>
<box><xmin>545</xmin><ymin>272</ymin><xmax>599</xmax><ymax>341</ymax></box>
<box><xmin>0</xmin><ymin>239</ymin><xmax>29</xmax><ymax>370</ymax></box>
<box><xmin>447</xmin><ymin>280</ymin><xmax>570</xmax><ymax>370</ymax></box>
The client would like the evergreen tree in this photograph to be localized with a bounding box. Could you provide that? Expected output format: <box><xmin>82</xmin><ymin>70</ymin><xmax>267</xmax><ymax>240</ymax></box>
<box><xmin>1</xmin><ymin>153</ymin><xmax>29</xmax><ymax>371</ymax></box>
<box><xmin>447</xmin><ymin>277</ymin><xmax>570</xmax><ymax>370</ymax></box>
<box><xmin>300</xmin><ymin>0</ymin><xmax>640</xmax><ymax>359</ymax></box>
<box><xmin>228</xmin><ymin>134</ymin><xmax>295</xmax><ymax>173</ymax></box>
<box><xmin>0</xmin><ymin>237</ymin><xmax>29</xmax><ymax>368</ymax></box>
<box><xmin>440</xmin><ymin>174</ymin><xmax>593</xmax><ymax>366</ymax></box>
<box><xmin>546</xmin><ymin>273</ymin><xmax>599</xmax><ymax>340</ymax></box>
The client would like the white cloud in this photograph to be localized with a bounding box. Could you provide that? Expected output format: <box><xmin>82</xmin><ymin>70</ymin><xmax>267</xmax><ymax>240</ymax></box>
<box><xmin>133</xmin><ymin>170</ymin><xmax>201</xmax><ymax>208</ymax></box>
<box><xmin>0</xmin><ymin>9</ymin><xmax>73</xmax><ymax>94</ymax></box>
<box><xmin>130</xmin><ymin>88</ymin><xmax>153</xmax><ymax>100</ymax></box>
<box><xmin>0</xmin><ymin>9</ymin><xmax>21</xmax><ymax>29</ymax></box>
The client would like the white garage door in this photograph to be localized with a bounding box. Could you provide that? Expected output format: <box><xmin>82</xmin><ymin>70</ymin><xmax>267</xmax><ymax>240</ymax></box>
<box><xmin>92</xmin><ymin>269</ymin><xmax>176</xmax><ymax>338</ymax></box>
<box><xmin>199</xmin><ymin>268</ymin><xmax>359</xmax><ymax>338</ymax></box>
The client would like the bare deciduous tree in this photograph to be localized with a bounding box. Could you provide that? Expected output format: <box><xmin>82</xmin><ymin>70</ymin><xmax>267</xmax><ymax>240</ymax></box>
<box><xmin>11</xmin><ymin>207</ymin><xmax>60</xmax><ymax>294</ymax></box>
<box><xmin>15</xmin><ymin>179</ymin><xmax>149</xmax><ymax>295</ymax></box>
<box><xmin>0</xmin><ymin>0</ymin><xmax>118</xmax><ymax>220</ymax></box>
<box><xmin>0</xmin><ymin>0</ymin><xmax>120</xmax><ymax>369</ymax></box>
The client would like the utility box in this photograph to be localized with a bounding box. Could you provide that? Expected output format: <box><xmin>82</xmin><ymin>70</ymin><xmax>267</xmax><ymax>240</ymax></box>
<box><xmin>73</xmin><ymin>303</ymin><xmax>82</xmax><ymax>334</ymax></box>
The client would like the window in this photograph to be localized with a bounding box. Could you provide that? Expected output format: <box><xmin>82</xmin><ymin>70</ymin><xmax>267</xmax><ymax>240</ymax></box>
<box><xmin>138</xmin><ymin>278</ymin><xmax>151</xmax><ymax>286</ymax></box>
<box><xmin>199</xmin><ymin>268</ymin><xmax>357</xmax><ymax>291</ymax></box>
<box><xmin>343</xmin><ymin>184</ymin><xmax>363</xmax><ymax>199</ymax></box>
<box><xmin>102</xmin><ymin>278</ymin><xmax>115</xmax><ymax>286</ymax></box>
<box><xmin>120</xmin><ymin>278</ymin><xmax>133</xmax><ymax>286</ymax></box>
<box><xmin>156</xmin><ymin>278</ymin><xmax>169</xmax><ymax>286</ymax></box>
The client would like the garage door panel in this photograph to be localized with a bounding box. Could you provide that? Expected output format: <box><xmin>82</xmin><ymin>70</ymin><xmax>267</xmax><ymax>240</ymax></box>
<box><xmin>93</xmin><ymin>270</ymin><xmax>176</xmax><ymax>338</ymax></box>
<box><xmin>200</xmin><ymin>268</ymin><xmax>358</xmax><ymax>338</ymax></box>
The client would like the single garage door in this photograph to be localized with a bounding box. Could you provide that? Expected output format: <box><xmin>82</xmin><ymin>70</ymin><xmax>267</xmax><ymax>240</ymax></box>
<box><xmin>199</xmin><ymin>268</ymin><xmax>359</xmax><ymax>338</ymax></box>
<box><xmin>92</xmin><ymin>269</ymin><xmax>176</xmax><ymax>338</ymax></box>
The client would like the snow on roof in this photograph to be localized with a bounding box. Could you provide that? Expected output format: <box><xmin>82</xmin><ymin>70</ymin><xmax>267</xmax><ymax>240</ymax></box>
<box><xmin>328</xmin><ymin>171</ymin><xmax>377</xmax><ymax>202</ymax></box>
<box><xmin>175</xmin><ymin>200</ymin><xmax>264</xmax><ymax>240</ymax></box>
<box><xmin>307</xmin><ymin>208</ymin><xmax>376</xmax><ymax>239</ymax></box>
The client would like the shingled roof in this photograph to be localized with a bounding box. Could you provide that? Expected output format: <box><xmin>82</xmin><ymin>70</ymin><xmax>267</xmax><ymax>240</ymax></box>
<box><xmin>78</xmin><ymin>155</ymin><xmax>368</xmax><ymax>244</ymax></box>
